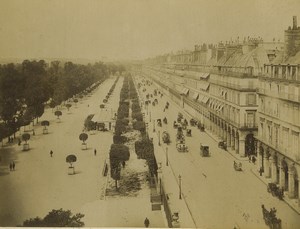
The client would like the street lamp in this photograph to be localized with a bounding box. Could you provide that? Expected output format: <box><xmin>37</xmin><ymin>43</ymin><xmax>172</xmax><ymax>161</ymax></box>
<box><xmin>158</xmin><ymin>130</ymin><xmax>161</xmax><ymax>146</ymax></box>
<box><xmin>153</xmin><ymin>120</ymin><xmax>156</xmax><ymax>132</ymax></box>
<box><xmin>166</xmin><ymin>147</ymin><xmax>169</xmax><ymax>166</ymax></box>
<box><xmin>179</xmin><ymin>175</ymin><xmax>182</xmax><ymax>199</ymax></box>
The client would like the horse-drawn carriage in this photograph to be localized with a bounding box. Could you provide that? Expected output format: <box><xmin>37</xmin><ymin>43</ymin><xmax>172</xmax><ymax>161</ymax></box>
<box><xmin>200</xmin><ymin>144</ymin><xmax>209</xmax><ymax>157</ymax></box>
<box><xmin>233</xmin><ymin>161</ymin><xmax>242</xmax><ymax>171</ymax></box>
<box><xmin>186</xmin><ymin>129</ymin><xmax>192</xmax><ymax>137</ymax></box>
<box><xmin>157</xmin><ymin>119</ymin><xmax>162</xmax><ymax>127</ymax></box>
<box><xmin>261</xmin><ymin>205</ymin><xmax>282</xmax><ymax>229</ymax></box>
<box><xmin>197</xmin><ymin>123</ymin><xmax>205</xmax><ymax>132</ymax></box>
<box><xmin>176</xmin><ymin>143</ymin><xmax>188</xmax><ymax>152</ymax></box>
<box><xmin>218</xmin><ymin>141</ymin><xmax>227</xmax><ymax>150</ymax></box>
<box><xmin>163</xmin><ymin>117</ymin><xmax>168</xmax><ymax>124</ymax></box>
<box><xmin>267</xmin><ymin>183</ymin><xmax>284</xmax><ymax>200</ymax></box>
<box><xmin>162</xmin><ymin>131</ymin><xmax>170</xmax><ymax>144</ymax></box>
<box><xmin>189</xmin><ymin>118</ymin><xmax>197</xmax><ymax>126</ymax></box>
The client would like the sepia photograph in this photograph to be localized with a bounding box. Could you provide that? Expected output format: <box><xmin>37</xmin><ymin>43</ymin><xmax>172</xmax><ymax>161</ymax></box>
<box><xmin>1</xmin><ymin>0</ymin><xmax>300</xmax><ymax>228</ymax></box>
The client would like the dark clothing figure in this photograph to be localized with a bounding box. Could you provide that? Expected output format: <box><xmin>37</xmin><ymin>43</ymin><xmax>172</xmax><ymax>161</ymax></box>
<box><xmin>94</xmin><ymin>149</ymin><xmax>97</xmax><ymax>156</ymax></box>
<box><xmin>9</xmin><ymin>163</ymin><xmax>12</xmax><ymax>171</ymax></box>
<box><xmin>50</xmin><ymin>150</ymin><xmax>53</xmax><ymax>157</ymax></box>
<box><xmin>259</xmin><ymin>167</ymin><xmax>263</xmax><ymax>176</ymax></box>
<box><xmin>12</xmin><ymin>161</ymin><xmax>15</xmax><ymax>171</ymax></box>
<box><xmin>252</xmin><ymin>156</ymin><xmax>256</xmax><ymax>164</ymax></box>
<box><xmin>18</xmin><ymin>138</ymin><xmax>21</xmax><ymax>146</ymax></box>
<box><xmin>122</xmin><ymin>161</ymin><xmax>125</xmax><ymax>168</ymax></box>
<box><xmin>144</xmin><ymin>218</ymin><xmax>150</xmax><ymax>228</ymax></box>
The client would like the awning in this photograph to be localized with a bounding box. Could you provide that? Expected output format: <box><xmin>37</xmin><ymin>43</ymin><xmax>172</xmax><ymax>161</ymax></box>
<box><xmin>202</xmin><ymin>96</ymin><xmax>209</xmax><ymax>104</ymax></box>
<box><xmin>192</xmin><ymin>93</ymin><xmax>199</xmax><ymax>100</ymax></box>
<box><xmin>176</xmin><ymin>70</ymin><xmax>185</xmax><ymax>76</ymax></box>
<box><xmin>197</xmin><ymin>94</ymin><xmax>204</xmax><ymax>102</ymax></box>
<box><xmin>200</xmin><ymin>73</ymin><xmax>210</xmax><ymax>79</ymax></box>
<box><xmin>181</xmin><ymin>88</ymin><xmax>189</xmax><ymax>95</ymax></box>
<box><xmin>199</xmin><ymin>82</ymin><xmax>210</xmax><ymax>91</ymax></box>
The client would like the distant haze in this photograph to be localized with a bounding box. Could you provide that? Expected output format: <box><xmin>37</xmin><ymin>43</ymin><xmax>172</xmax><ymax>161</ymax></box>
<box><xmin>0</xmin><ymin>0</ymin><xmax>299</xmax><ymax>61</ymax></box>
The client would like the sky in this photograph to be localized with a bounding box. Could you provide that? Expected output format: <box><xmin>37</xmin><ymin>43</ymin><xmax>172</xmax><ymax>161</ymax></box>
<box><xmin>0</xmin><ymin>0</ymin><xmax>300</xmax><ymax>61</ymax></box>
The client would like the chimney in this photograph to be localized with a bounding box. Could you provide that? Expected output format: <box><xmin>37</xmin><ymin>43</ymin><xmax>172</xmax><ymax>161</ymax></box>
<box><xmin>293</xmin><ymin>16</ymin><xmax>297</xmax><ymax>29</ymax></box>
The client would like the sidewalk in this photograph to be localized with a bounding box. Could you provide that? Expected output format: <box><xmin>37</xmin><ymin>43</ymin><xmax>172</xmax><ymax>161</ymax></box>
<box><xmin>149</xmin><ymin>126</ymin><xmax>197</xmax><ymax>228</ymax></box>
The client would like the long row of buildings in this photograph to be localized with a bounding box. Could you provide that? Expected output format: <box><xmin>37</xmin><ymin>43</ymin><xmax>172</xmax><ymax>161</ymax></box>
<box><xmin>136</xmin><ymin>16</ymin><xmax>300</xmax><ymax>204</ymax></box>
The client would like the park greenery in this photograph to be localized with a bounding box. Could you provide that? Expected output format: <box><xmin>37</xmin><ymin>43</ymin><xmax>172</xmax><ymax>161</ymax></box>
<box><xmin>0</xmin><ymin>60</ymin><xmax>125</xmax><ymax>142</ymax></box>
<box><xmin>21</xmin><ymin>208</ymin><xmax>84</xmax><ymax>227</ymax></box>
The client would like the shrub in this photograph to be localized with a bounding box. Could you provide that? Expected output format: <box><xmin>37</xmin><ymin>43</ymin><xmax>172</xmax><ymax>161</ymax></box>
<box><xmin>132</xmin><ymin>111</ymin><xmax>143</xmax><ymax>121</ymax></box>
<box><xmin>113</xmin><ymin>135</ymin><xmax>128</xmax><ymax>144</ymax></box>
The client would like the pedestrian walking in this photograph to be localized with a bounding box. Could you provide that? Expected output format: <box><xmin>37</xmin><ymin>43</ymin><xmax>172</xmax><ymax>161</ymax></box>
<box><xmin>94</xmin><ymin>149</ymin><xmax>97</xmax><ymax>156</ymax></box>
<box><xmin>144</xmin><ymin>217</ymin><xmax>150</xmax><ymax>228</ymax></box>
<box><xmin>12</xmin><ymin>161</ymin><xmax>15</xmax><ymax>171</ymax></box>
<box><xmin>9</xmin><ymin>162</ymin><xmax>12</xmax><ymax>171</ymax></box>
<box><xmin>252</xmin><ymin>156</ymin><xmax>256</xmax><ymax>164</ymax></box>
<box><xmin>259</xmin><ymin>167</ymin><xmax>263</xmax><ymax>176</ymax></box>
<box><xmin>50</xmin><ymin>150</ymin><xmax>53</xmax><ymax>157</ymax></box>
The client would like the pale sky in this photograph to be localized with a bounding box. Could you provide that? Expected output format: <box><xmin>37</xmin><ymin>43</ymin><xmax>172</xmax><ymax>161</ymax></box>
<box><xmin>0</xmin><ymin>0</ymin><xmax>300</xmax><ymax>61</ymax></box>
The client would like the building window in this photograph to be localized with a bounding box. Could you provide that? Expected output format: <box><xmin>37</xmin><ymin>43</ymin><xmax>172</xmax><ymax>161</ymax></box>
<box><xmin>247</xmin><ymin>112</ymin><xmax>255</xmax><ymax>128</ymax></box>
<box><xmin>274</xmin><ymin>126</ymin><xmax>279</xmax><ymax>148</ymax></box>
<box><xmin>247</xmin><ymin>94</ymin><xmax>256</xmax><ymax>105</ymax></box>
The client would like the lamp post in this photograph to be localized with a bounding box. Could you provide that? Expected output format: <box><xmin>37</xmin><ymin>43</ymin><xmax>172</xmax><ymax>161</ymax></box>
<box><xmin>179</xmin><ymin>175</ymin><xmax>182</xmax><ymax>199</ymax></box>
<box><xmin>149</xmin><ymin>111</ymin><xmax>151</xmax><ymax>122</ymax></box>
<box><xmin>158</xmin><ymin>130</ymin><xmax>161</xmax><ymax>146</ymax></box>
<box><xmin>166</xmin><ymin>147</ymin><xmax>169</xmax><ymax>166</ymax></box>
<box><xmin>153</xmin><ymin>120</ymin><xmax>155</xmax><ymax>132</ymax></box>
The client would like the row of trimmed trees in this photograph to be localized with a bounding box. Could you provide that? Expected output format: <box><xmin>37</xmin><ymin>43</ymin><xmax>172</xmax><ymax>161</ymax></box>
<box><xmin>109</xmin><ymin>73</ymin><xmax>131</xmax><ymax>189</ymax></box>
<box><xmin>0</xmin><ymin>60</ymin><xmax>125</xmax><ymax>144</ymax></box>
<box><xmin>131</xmin><ymin>76</ymin><xmax>158</xmax><ymax>177</ymax></box>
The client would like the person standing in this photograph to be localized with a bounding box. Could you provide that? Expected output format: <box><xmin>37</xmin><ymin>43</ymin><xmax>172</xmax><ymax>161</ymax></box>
<box><xmin>144</xmin><ymin>217</ymin><xmax>150</xmax><ymax>228</ymax></box>
<box><xmin>50</xmin><ymin>150</ymin><xmax>53</xmax><ymax>157</ymax></box>
<box><xmin>94</xmin><ymin>149</ymin><xmax>97</xmax><ymax>156</ymax></box>
<box><xmin>9</xmin><ymin>162</ymin><xmax>12</xmax><ymax>171</ymax></box>
<box><xmin>12</xmin><ymin>161</ymin><xmax>15</xmax><ymax>171</ymax></box>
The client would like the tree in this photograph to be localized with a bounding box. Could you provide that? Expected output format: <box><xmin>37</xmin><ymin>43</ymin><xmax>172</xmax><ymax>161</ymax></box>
<box><xmin>41</xmin><ymin>120</ymin><xmax>50</xmax><ymax>134</ymax></box>
<box><xmin>66</xmin><ymin>154</ymin><xmax>77</xmax><ymax>175</ymax></box>
<box><xmin>22</xmin><ymin>208</ymin><xmax>84</xmax><ymax>227</ymax></box>
<box><xmin>54</xmin><ymin>110</ymin><xmax>62</xmax><ymax>119</ymax></box>
<box><xmin>73</xmin><ymin>98</ymin><xmax>78</xmax><ymax>107</ymax></box>
<box><xmin>109</xmin><ymin>144</ymin><xmax>130</xmax><ymax>190</ymax></box>
<box><xmin>22</xmin><ymin>133</ymin><xmax>30</xmax><ymax>144</ymax></box>
<box><xmin>65</xmin><ymin>103</ymin><xmax>72</xmax><ymax>111</ymax></box>
<box><xmin>79</xmin><ymin>133</ymin><xmax>88</xmax><ymax>143</ymax></box>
